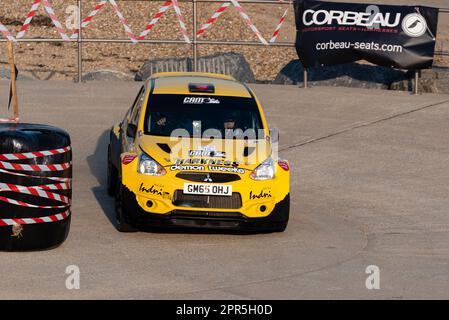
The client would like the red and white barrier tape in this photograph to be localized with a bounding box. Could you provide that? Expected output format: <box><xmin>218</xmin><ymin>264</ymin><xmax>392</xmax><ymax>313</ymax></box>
<box><xmin>229</xmin><ymin>0</ymin><xmax>268</xmax><ymax>45</ymax></box>
<box><xmin>0</xmin><ymin>146</ymin><xmax>70</xmax><ymax>161</ymax></box>
<box><xmin>17</xmin><ymin>0</ymin><xmax>70</xmax><ymax>42</ymax></box>
<box><xmin>0</xmin><ymin>160</ymin><xmax>71</xmax><ymax>172</ymax></box>
<box><xmin>0</xmin><ymin>168</ymin><xmax>71</xmax><ymax>182</ymax></box>
<box><xmin>41</xmin><ymin>0</ymin><xmax>70</xmax><ymax>41</ymax></box>
<box><xmin>0</xmin><ymin>0</ymin><xmax>285</xmax><ymax>44</ymax></box>
<box><xmin>0</xmin><ymin>22</ymin><xmax>16</xmax><ymax>42</ymax></box>
<box><xmin>0</xmin><ymin>209</ymin><xmax>70</xmax><ymax>227</ymax></box>
<box><xmin>16</xmin><ymin>0</ymin><xmax>41</xmax><ymax>40</ymax></box>
<box><xmin>0</xmin><ymin>146</ymin><xmax>71</xmax><ymax>227</ymax></box>
<box><xmin>197</xmin><ymin>3</ymin><xmax>231</xmax><ymax>38</ymax></box>
<box><xmin>0</xmin><ymin>183</ymin><xmax>71</xmax><ymax>209</ymax></box>
<box><xmin>197</xmin><ymin>0</ymin><xmax>289</xmax><ymax>44</ymax></box>
<box><xmin>270</xmin><ymin>7</ymin><xmax>289</xmax><ymax>43</ymax></box>
<box><xmin>138</xmin><ymin>1</ymin><xmax>172</xmax><ymax>40</ymax></box>
<box><xmin>0</xmin><ymin>195</ymin><xmax>69</xmax><ymax>209</ymax></box>
<box><xmin>71</xmin><ymin>0</ymin><xmax>108</xmax><ymax>39</ymax></box>
<box><xmin>109</xmin><ymin>0</ymin><xmax>138</xmax><ymax>43</ymax></box>
<box><xmin>171</xmin><ymin>0</ymin><xmax>191</xmax><ymax>44</ymax></box>
<box><xmin>0</xmin><ymin>118</ymin><xmax>20</xmax><ymax>123</ymax></box>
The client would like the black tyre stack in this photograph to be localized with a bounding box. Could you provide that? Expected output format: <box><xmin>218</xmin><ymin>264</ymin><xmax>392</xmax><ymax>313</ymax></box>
<box><xmin>0</xmin><ymin>123</ymin><xmax>72</xmax><ymax>251</ymax></box>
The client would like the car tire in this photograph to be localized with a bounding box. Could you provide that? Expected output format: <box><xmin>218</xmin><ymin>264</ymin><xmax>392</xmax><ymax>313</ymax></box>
<box><xmin>115</xmin><ymin>177</ymin><xmax>139</xmax><ymax>233</ymax></box>
<box><xmin>272</xmin><ymin>222</ymin><xmax>288</xmax><ymax>233</ymax></box>
<box><xmin>107</xmin><ymin>145</ymin><xmax>118</xmax><ymax>197</ymax></box>
<box><xmin>270</xmin><ymin>194</ymin><xmax>289</xmax><ymax>233</ymax></box>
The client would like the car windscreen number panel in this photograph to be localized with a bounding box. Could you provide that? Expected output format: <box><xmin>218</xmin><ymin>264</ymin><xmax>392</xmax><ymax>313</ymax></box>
<box><xmin>183</xmin><ymin>183</ymin><xmax>232</xmax><ymax>196</ymax></box>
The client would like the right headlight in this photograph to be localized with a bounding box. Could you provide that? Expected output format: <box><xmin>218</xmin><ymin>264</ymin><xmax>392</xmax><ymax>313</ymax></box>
<box><xmin>250</xmin><ymin>157</ymin><xmax>275</xmax><ymax>180</ymax></box>
<box><xmin>138</xmin><ymin>152</ymin><xmax>166</xmax><ymax>176</ymax></box>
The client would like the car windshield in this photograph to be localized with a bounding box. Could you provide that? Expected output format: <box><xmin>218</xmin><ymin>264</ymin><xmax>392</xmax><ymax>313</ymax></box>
<box><xmin>144</xmin><ymin>94</ymin><xmax>264</xmax><ymax>139</ymax></box>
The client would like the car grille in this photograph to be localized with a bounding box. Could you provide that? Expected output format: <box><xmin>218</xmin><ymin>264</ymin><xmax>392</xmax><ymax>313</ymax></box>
<box><xmin>173</xmin><ymin>190</ymin><xmax>242</xmax><ymax>209</ymax></box>
<box><xmin>175</xmin><ymin>172</ymin><xmax>241</xmax><ymax>183</ymax></box>
<box><xmin>171</xmin><ymin>210</ymin><xmax>244</xmax><ymax>220</ymax></box>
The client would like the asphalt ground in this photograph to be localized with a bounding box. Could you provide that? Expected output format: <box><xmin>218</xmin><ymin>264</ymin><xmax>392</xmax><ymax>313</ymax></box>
<box><xmin>0</xmin><ymin>81</ymin><xmax>448</xmax><ymax>299</ymax></box>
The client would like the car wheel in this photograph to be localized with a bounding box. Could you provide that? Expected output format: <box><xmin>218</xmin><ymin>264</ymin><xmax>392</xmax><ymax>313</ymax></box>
<box><xmin>270</xmin><ymin>195</ymin><xmax>289</xmax><ymax>233</ymax></box>
<box><xmin>115</xmin><ymin>178</ymin><xmax>139</xmax><ymax>233</ymax></box>
<box><xmin>107</xmin><ymin>145</ymin><xmax>118</xmax><ymax>197</ymax></box>
<box><xmin>272</xmin><ymin>222</ymin><xmax>288</xmax><ymax>233</ymax></box>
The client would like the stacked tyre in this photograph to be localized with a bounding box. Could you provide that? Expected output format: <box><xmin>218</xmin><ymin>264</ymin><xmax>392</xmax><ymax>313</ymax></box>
<box><xmin>0</xmin><ymin>123</ymin><xmax>72</xmax><ymax>251</ymax></box>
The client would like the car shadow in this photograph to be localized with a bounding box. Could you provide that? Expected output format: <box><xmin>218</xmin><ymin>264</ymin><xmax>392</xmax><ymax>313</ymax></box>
<box><xmin>87</xmin><ymin>130</ymin><xmax>264</xmax><ymax>235</ymax></box>
<box><xmin>87</xmin><ymin>129</ymin><xmax>117</xmax><ymax>226</ymax></box>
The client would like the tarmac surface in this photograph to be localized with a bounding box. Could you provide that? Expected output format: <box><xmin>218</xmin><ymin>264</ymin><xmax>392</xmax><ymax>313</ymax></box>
<box><xmin>0</xmin><ymin>81</ymin><xmax>448</xmax><ymax>299</ymax></box>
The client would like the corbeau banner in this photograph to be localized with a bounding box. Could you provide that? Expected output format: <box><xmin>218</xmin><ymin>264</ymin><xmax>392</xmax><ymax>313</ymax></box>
<box><xmin>294</xmin><ymin>0</ymin><xmax>439</xmax><ymax>69</ymax></box>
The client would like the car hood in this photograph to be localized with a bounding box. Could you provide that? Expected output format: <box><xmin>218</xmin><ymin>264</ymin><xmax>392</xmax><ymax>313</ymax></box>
<box><xmin>137</xmin><ymin>135</ymin><xmax>271</xmax><ymax>172</ymax></box>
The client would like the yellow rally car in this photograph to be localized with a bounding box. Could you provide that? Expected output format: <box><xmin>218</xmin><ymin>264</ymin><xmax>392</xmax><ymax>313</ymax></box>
<box><xmin>107</xmin><ymin>72</ymin><xmax>290</xmax><ymax>233</ymax></box>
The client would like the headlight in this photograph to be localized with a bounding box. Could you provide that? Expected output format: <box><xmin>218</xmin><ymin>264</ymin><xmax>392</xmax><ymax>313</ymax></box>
<box><xmin>138</xmin><ymin>153</ymin><xmax>166</xmax><ymax>176</ymax></box>
<box><xmin>250</xmin><ymin>157</ymin><xmax>275</xmax><ymax>180</ymax></box>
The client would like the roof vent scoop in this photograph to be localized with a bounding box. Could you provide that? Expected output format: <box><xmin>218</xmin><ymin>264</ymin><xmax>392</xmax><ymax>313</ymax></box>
<box><xmin>189</xmin><ymin>83</ymin><xmax>215</xmax><ymax>94</ymax></box>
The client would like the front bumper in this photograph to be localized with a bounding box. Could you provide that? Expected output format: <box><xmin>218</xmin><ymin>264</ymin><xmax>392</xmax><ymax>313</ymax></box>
<box><xmin>131</xmin><ymin>194</ymin><xmax>290</xmax><ymax>232</ymax></box>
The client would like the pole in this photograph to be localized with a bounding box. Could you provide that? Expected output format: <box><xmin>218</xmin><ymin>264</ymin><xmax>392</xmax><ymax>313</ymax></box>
<box><xmin>303</xmin><ymin>68</ymin><xmax>308</xmax><ymax>88</ymax></box>
<box><xmin>77</xmin><ymin>0</ymin><xmax>83</xmax><ymax>83</ymax></box>
<box><xmin>413</xmin><ymin>70</ymin><xmax>419</xmax><ymax>95</ymax></box>
<box><xmin>7</xmin><ymin>42</ymin><xmax>19</xmax><ymax>120</ymax></box>
<box><xmin>192</xmin><ymin>0</ymin><xmax>198</xmax><ymax>72</ymax></box>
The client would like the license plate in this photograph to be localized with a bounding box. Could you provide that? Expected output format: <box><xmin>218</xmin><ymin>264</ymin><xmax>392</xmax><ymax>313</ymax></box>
<box><xmin>183</xmin><ymin>183</ymin><xmax>232</xmax><ymax>196</ymax></box>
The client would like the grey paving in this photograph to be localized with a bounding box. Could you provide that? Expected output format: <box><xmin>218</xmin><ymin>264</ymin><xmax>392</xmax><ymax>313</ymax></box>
<box><xmin>0</xmin><ymin>80</ymin><xmax>448</xmax><ymax>299</ymax></box>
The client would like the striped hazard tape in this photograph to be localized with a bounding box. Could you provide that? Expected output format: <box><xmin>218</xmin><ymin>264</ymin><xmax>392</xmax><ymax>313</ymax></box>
<box><xmin>0</xmin><ymin>146</ymin><xmax>71</xmax><ymax>161</ymax></box>
<box><xmin>270</xmin><ymin>7</ymin><xmax>289</xmax><ymax>43</ymax></box>
<box><xmin>197</xmin><ymin>3</ymin><xmax>231</xmax><ymax>38</ymax></box>
<box><xmin>109</xmin><ymin>0</ymin><xmax>139</xmax><ymax>43</ymax></box>
<box><xmin>0</xmin><ymin>22</ymin><xmax>16</xmax><ymax>42</ymax></box>
<box><xmin>229</xmin><ymin>0</ymin><xmax>268</xmax><ymax>45</ymax></box>
<box><xmin>70</xmin><ymin>0</ymin><xmax>188</xmax><ymax>43</ymax></box>
<box><xmin>197</xmin><ymin>0</ymin><xmax>290</xmax><ymax>44</ymax></box>
<box><xmin>0</xmin><ymin>168</ymin><xmax>71</xmax><ymax>182</ymax></box>
<box><xmin>0</xmin><ymin>0</ymin><xmax>287</xmax><ymax>44</ymax></box>
<box><xmin>138</xmin><ymin>1</ymin><xmax>173</xmax><ymax>40</ymax></box>
<box><xmin>0</xmin><ymin>118</ymin><xmax>20</xmax><ymax>123</ymax></box>
<box><xmin>0</xmin><ymin>146</ymin><xmax>71</xmax><ymax>228</ymax></box>
<box><xmin>171</xmin><ymin>0</ymin><xmax>191</xmax><ymax>44</ymax></box>
<box><xmin>1</xmin><ymin>0</ymin><xmax>191</xmax><ymax>43</ymax></box>
<box><xmin>0</xmin><ymin>210</ymin><xmax>70</xmax><ymax>227</ymax></box>
<box><xmin>71</xmin><ymin>0</ymin><xmax>108</xmax><ymax>40</ymax></box>
<box><xmin>16</xmin><ymin>0</ymin><xmax>70</xmax><ymax>41</ymax></box>
<box><xmin>16</xmin><ymin>0</ymin><xmax>41</xmax><ymax>40</ymax></box>
<box><xmin>0</xmin><ymin>182</ymin><xmax>71</xmax><ymax>207</ymax></box>
<box><xmin>0</xmin><ymin>160</ymin><xmax>71</xmax><ymax>172</ymax></box>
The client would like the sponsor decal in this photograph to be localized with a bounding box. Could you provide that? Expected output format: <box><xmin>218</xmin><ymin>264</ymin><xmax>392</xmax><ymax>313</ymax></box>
<box><xmin>278</xmin><ymin>160</ymin><xmax>290</xmax><ymax>171</ymax></box>
<box><xmin>249</xmin><ymin>189</ymin><xmax>272</xmax><ymax>200</ymax></box>
<box><xmin>208</xmin><ymin>165</ymin><xmax>245</xmax><ymax>174</ymax></box>
<box><xmin>401</xmin><ymin>13</ymin><xmax>427</xmax><ymax>37</ymax></box>
<box><xmin>122</xmin><ymin>154</ymin><xmax>137</xmax><ymax>165</ymax></box>
<box><xmin>174</xmin><ymin>158</ymin><xmax>239</xmax><ymax>167</ymax></box>
<box><xmin>183</xmin><ymin>97</ymin><xmax>220</xmax><ymax>105</ymax></box>
<box><xmin>139</xmin><ymin>183</ymin><xmax>171</xmax><ymax>200</ymax></box>
<box><xmin>189</xmin><ymin>150</ymin><xmax>226</xmax><ymax>158</ymax></box>
<box><xmin>171</xmin><ymin>165</ymin><xmax>205</xmax><ymax>171</ymax></box>
<box><xmin>303</xmin><ymin>9</ymin><xmax>401</xmax><ymax>28</ymax></box>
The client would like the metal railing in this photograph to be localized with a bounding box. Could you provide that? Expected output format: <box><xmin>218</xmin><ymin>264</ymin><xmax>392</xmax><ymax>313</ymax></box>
<box><xmin>0</xmin><ymin>0</ymin><xmax>448</xmax><ymax>93</ymax></box>
<box><xmin>2</xmin><ymin>0</ymin><xmax>295</xmax><ymax>82</ymax></box>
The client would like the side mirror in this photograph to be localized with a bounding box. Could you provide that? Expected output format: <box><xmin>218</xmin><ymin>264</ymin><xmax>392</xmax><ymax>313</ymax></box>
<box><xmin>269</xmin><ymin>128</ymin><xmax>279</xmax><ymax>144</ymax></box>
<box><xmin>126</xmin><ymin>124</ymin><xmax>137</xmax><ymax>138</ymax></box>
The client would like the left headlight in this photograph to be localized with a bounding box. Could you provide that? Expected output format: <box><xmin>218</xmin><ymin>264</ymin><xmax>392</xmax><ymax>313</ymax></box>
<box><xmin>250</xmin><ymin>156</ymin><xmax>275</xmax><ymax>180</ymax></box>
<box><xmin>138</xmin><ymin>153</ymin><xmax>166</xmax><ymax>176</ymax></box>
